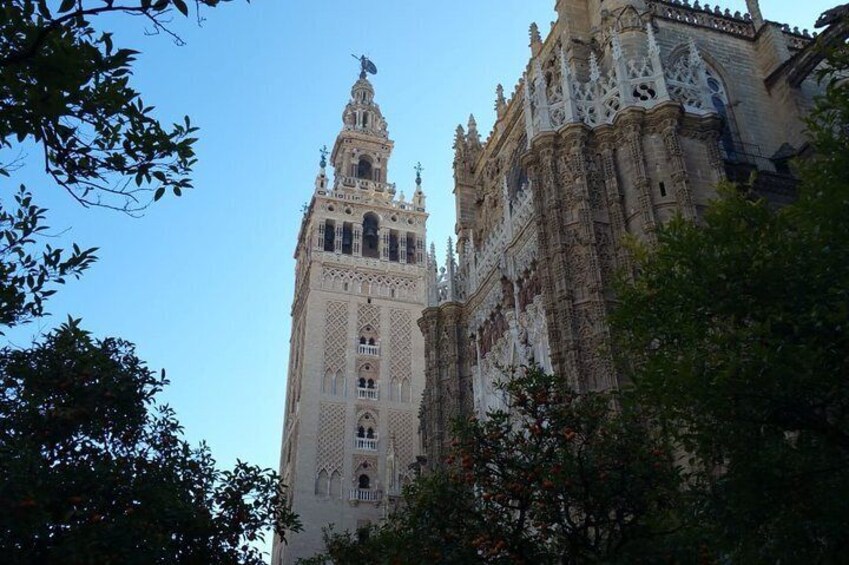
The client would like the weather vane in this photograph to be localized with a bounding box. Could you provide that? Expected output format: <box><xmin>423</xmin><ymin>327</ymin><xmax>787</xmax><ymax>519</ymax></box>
<box><xmin>319</xmin><ymin>145</ymin><xmax>328</xmax><ymax>168</ymax></box>
<box><xmin>414</xmin><ymin>162</ymin><xmax>423</xmax><ymax>186</ymax></box>
<box><xmin>352</xmin><ymin>54</ymin><xmax>378</xmax><ymax>79</ymax></box>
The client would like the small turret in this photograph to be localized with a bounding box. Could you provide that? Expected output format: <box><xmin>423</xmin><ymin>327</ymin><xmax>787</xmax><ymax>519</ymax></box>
<box><xmin>315</xmin><ymin>145</ymin><xmax>329</xmax><ymax>193</ymax></box>
<box><xmin>413</xmin><ymin>162</ymin><xmax>426</xmax><ymax>209</ymax></box>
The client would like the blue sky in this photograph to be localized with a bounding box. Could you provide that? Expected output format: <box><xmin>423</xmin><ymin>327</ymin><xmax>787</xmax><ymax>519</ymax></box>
<box><xmin>2</xmin><ymin>0</ymin><xmax>834</xmax><ymax>556</ymax></box>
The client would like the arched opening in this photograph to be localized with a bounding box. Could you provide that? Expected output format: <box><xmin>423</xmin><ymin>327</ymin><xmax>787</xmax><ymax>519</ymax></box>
<box><xmin>315</xmin><ymin>470</ymin><xmax>329</xmax><ymax>496</ymax></box>
<box><xmin>358</xmin><ymin>474</ymin><xmax>370</xmax><ymax>490</ymax></box>
<box><xmin>401</xmin><ymin>378</ymin><xmax>411</xmax><ymax>403</ymax></box>
<box><xmin>323</xmin><ymin>220</ymin><xmax>335</xmax><ymax>252</ymax></box>
<box><xmin>342</xmin><ymin>222</ymin><xmax>353</xmax><ymax>255</ymax></box>
<box><xmin>357</xmin><ymin>157</ymin><xmax>373</xmax><ymax>181</ymax></box>
<box><xmin>406</xmin><ymin>233</ymin><xmax>417</xmax><ymax>264</ymax></box>
<box><xmin>329</xmin><ymin>471</ymin><xmax>341</xmax><ymax>498</ymax></box>
<box><xmin>362</xmin><ymin>213</ymin><xmax>380</xmax><ymax>259</ymax></box>
<box><xmin>388</xmin><ymin>230</ymin><xmax>399</xmax><ymax>262</ymax></box>
<box><xmin>707</xmin><ymin>74</ymin><xmax>739</xmax><ymax>161</ymax></box>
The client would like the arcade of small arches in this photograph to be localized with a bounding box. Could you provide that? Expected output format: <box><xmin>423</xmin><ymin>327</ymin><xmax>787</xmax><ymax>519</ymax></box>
<box><xmin>318</xmin><ymin>211</ymin><xmax>423</xmax><ymax>264</ymax></box>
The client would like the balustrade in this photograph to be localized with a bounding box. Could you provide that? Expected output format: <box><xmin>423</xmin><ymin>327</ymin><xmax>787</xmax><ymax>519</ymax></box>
<box><xmin>357</xmin><ymin>386</ymin><xmax>379</xmax><ymax>400</ymax></box>
<box><xmin>357</xmin><ymin>343</ymin><xmax>380</xmax><ymax>356</ymax></box>
<box><xmin>349</xmin><ymin>489</ymin><xmax>381</xmax><ymax>502</ymax></box>
<box><xmin>355</xmin><ymin>437</ymin><xmax>378</xmax><ymax>451</ymax></box>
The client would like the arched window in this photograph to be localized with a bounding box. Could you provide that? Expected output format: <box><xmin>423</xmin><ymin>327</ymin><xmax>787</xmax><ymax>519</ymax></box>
<box><xmin>357</xmin><ymin>426</ymin><xmax>365</xmax><ymax>438</ymax></box>
<box><xmin>358</xmin><ymin>377</ymin><xmax>366</xmax><ymax>388</ymax></box>
<box><xmin>357</xmin><ymin>157</ymin><xmax>373</xmax><ymax>181</ymax></box>
<box><xmin>362</xmin><ymin>213</ymin><xmax>380</xmax><ymax>258</ymax></box>
<box><xmin>366</xmin><ymin>428</ymin><xmax>375</xmax><ymax>439</ymax></box>
<box><xmin>323</xmin><ymin>220</ymin><xmax>335</xmax><ymax>252</ymax></box>
<box><xmin>388</xmin><ymin>230</ymin><xmax>399</xmax><ymax>262</ymax></box>
<box><xmin>390</xmin><ymin>377</ymin><xmax>400</xmax><ymax>402</ymax></box>
<box><xmin>706</xmin><ymin>74</ymin><xmax>738</xmax><ymax>161</ymax></box>
<box><xmin>329</xmin><ymin>471</ymin><xmax>341</xmax><ymax>498</ymax></box>
<box><xmin>342</xmin><ymin>222</ymin><xmax>353</xmax><ymax>255</ymax></box>
<box><xmin>401</xmin><ymin>378</ymin><xmax>411</xmax><ymax>403</ymax></box>
<box><xmin>358</xmin><ymin>474</ymin><xmax>370</xmax><ymax>490</ymax></box>
<box><xmin>315</xmin><ymin>470</ymin><xmax>329</xmax><ymax>496</ymax></box>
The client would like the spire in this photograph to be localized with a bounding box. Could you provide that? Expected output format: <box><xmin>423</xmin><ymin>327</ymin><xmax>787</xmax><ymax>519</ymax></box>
<box><xmin>529</xmin><ymin>22</ymin><xmax>543</xmax><ymax>56</ymax></box>
<box><xmin>495</xmin><ymin>84</ymin><xmax>507</xmax><ymax>118</ymax></box>
<box><xmin>315</xmin><ymin>145</ymin><xmax>329</xmax><ymax>193</ymax></box>
<box><xmin>466</xmin><ymin>114</ymin><xmax>481</xmax><ymax>150</ymax></box>
<box><xmin>413</xmin><ymin>162</ymin><xmax>426</xmax><ymax>209</ymax></box>
<box><xmin>445</xmin><ymin>237</ymin><xmax>457</xmax><ymax>302</ymax></box>
<box><xmin>746</xmin><ymin>0</ymin><xmax>764</xmax><ymax>29</ymax></box>
<box><xmin>330</xmin><ymin>59</ymin><xmax>395</xmax><ymax>198</ymax></box>
<box><xmin>427</xmin><ymin>243</ymin><xmax>438</xmax><ymax>306</ymax></box>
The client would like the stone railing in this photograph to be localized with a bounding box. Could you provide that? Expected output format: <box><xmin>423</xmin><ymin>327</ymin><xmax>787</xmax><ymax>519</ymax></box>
<box><xmin>336</xmin><ymin>176</ymin><xmax>396</xmax><ymax>194</ymax></box>
<box><xmin>357</xmin><ymin>386</ymin><xmax>379</xmax><ymax>400</ymax></box>
<box><xmin>647</xmin><ymin>1</ymin><xmax>755</xmax><ymax>38</ymax></box>
<box><xmin>349</xmin><ymin>488</ymin><xmax>382</xmax><ymax>503</ymax></box>
<box><xmin>357</xmin><ymin>343</ymin><xmax>380</xmax><ymax>356</ymax></box>
<box><xmin>355</xmin><ymin>437</ymin><xmax>378</xmax><ymax>451</ymax></box>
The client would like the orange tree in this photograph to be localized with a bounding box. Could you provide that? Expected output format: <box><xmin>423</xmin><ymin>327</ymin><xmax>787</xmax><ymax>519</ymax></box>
<box><xmin>0</xmin><ymin>319</ymin><xmax>301</xmax><ymax>563</ymax></box>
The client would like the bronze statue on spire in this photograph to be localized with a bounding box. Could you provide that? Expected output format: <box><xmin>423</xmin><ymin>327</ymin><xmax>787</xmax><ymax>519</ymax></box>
<box><xmin>352</xmin><ymin>54</ymin><xmax>378</xmax><ymax>79</ymax></box>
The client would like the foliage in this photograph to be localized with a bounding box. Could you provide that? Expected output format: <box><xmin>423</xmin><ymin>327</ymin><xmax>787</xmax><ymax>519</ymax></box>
<box><xmin>449</xmin><ymin>369</ymin><xmax>687</xmax><ymax>564</ymax></box>
<box><xmin>0</xmin><ymin>0</ymin><xmax>241</xmax><ymax>211</ymax></box>
<box><xmin>611</xmin><ymin>28</ymin><xmax>849</xmax><ymax>563</ymax></box>
<box><xmin>305</xmin><ymin>367</ymin><xmax>688</xmax><ymax>565</ymax></box>
<box><xmin>0</xmin><ymin>319</ymin><xmax>301</xmax><ymax>564</ymax></box>
<box><xmin>0</xmin><ymin>185</ymin><xmax>96</xmax><ymax>329</ymax></box>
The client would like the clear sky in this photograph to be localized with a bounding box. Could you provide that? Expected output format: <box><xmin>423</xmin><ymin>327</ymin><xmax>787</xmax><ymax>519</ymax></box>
<box><xmin>3</xmin><ymin>0</ymin><xmax>835</xmax><ymax>557</ymax></box>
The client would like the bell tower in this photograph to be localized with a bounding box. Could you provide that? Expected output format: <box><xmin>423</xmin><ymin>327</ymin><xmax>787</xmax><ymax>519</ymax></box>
<box><xmin>273</xmin><ymin>58</ymin><xmax>429</xmax><ymax>565</ymax></box>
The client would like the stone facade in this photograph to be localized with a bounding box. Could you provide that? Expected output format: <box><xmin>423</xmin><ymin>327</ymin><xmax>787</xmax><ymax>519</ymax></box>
<box><xmin>419</xmin><ymin>0</ymin><xmax>826</xmax><ymax>468</ymax></box>
<box><xmin>273</xmin><ymin>73</ymin><xmax>428</xmax><ymax>564</ymax></box>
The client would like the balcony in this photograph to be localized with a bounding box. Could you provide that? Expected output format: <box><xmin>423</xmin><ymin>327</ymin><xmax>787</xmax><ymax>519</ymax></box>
<box><xmin>357</xmin><ymin>343</ymin><xmax>380</xmax><ymax>356</ymax></box>
<box><xmin>349</xmin><ymin>489</ymin><xmax>381</xmax><ymax>503</ymax></box>
<box><xmin>357</xmin><ymin>386</ymin><xmax>379</xmax><ymax>401</ymax></box>
<box><xmin>355</xmin><ymin>437</ymin><xmax>378</xmax><ymax>451</ymax></box>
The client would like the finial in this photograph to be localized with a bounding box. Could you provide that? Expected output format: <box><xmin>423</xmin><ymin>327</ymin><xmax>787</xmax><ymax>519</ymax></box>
<box><xmin>468</xmin><ymin>114</ymin><xmax>477</xmax><ymax>131</ymax></box>
<box><xmin>646</xmin><ymin>23</ymin><xmax>659</xmax><ymax>55</ymax></box>
<box><xmin>688</xmin><ymin>38</ymin><xmax>703</xmax><ymax>68</ymax></box>
<box><xmin>496</xmin><ymin>84</ymin><xmax>505</xmax><ymax>105</ymax></box>
<box><xmin>611</xmin><ymin>29</ymin><xmax>623</xmax><ymax>60</ymax></box>
<box><xmin>415</xmin><ymin>162</ymin><xmax>423</xmax><ymax>187</ymax></box>
<box><xmin>529</xmin><ymin>22</ymin><xmax>541</xmax><ymax>45</ymax></box>
<box><xmin>589</xmin><ymin>52</ymin><xmax>601</xmax><ymax>82</ymax></box>
<box><xmin>319</xmin><ymin>145</ymin><xmax>328</xmax><ymax>169</ymax></box>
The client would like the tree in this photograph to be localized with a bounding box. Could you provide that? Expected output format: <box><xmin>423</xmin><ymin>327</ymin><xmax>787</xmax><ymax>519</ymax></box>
<box><xmin>1</xmin><ymin>0</ymin><xmax>241</xmax><ymax>212</ymax></box>
<box><xmin>306</xmin><ymin>367</ymin><xmax>688</xmax><ymax>565</ymax></box>
<box><xmin>611</xmin><ymin>25</ymin><xmax>849</xmax><ymax>562</ymax></box>
<box><xmin>0</xmin><ymin>185</ymin><xmax>96</xmax><ymax>329</ymax></box>
<box><xmin>0</xmin><ymin>319</ymin><xmax>301</xmax><ymax>563</ymax></box>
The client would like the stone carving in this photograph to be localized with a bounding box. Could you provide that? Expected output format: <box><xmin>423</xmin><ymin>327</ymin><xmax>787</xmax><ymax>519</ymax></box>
<box><xmin>315</xmin><ymin>402</ymin><xmax>346</xmax><ymax>478</ymax></box>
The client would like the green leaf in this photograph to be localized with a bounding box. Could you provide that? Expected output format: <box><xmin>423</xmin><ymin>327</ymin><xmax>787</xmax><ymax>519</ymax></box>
<box><xmin>154</xmin><ymin>187</ymin><xmax>166</xmax><ymax>201</ymax></box>
<box><xmin>173</xmin><ymin>0</ymin><xmax>189</xmax><ymax>17</ymax></box>
<box><xmin>58</xmin><ymin>0</ymin><xmax>76</xmax><ymax>13</ymax></box>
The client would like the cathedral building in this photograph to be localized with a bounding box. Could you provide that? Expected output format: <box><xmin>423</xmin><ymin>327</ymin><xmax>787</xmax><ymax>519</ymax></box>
<box><xmin>273</xmin><ymin>66</ymin><xmax>428</xmax><ymax>564</ymax></box>
<box><xmin>418</xmin><ymin>0</ymin><xmax>827</xmax><ymax>467</ymax></box>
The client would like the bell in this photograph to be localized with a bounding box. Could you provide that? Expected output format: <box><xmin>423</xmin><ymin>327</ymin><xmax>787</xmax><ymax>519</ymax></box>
<box><xmin>363</xmin><ymin>224</ymin><xmax>378</xmax><ymax>239</ymax></box>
